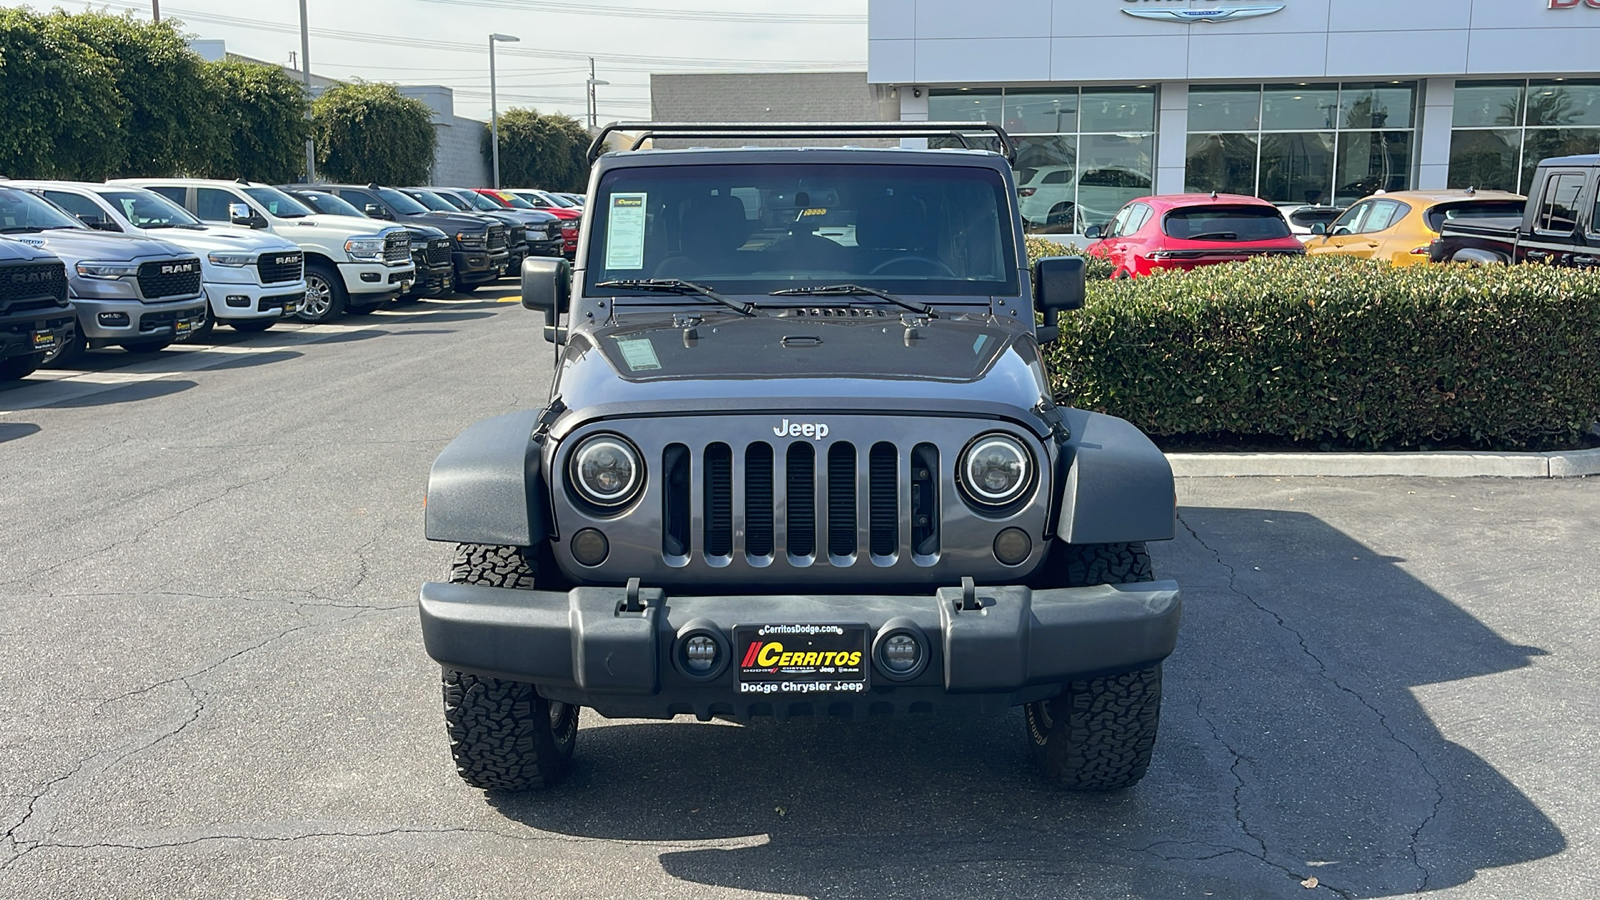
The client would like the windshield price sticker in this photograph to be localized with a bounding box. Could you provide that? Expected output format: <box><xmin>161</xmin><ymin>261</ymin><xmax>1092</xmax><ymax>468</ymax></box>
<box><xmin>604</xmin><ymin>192</ymin><xmax>648</xmax><ymax>270</ymax></box>
<box><xmin>735</xmin><ymin>624</ymin><xmax>868</xmax><ymax>693</ymax></box>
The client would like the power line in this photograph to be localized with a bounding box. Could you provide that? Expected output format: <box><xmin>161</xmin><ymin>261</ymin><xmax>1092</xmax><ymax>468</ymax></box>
<box><xmin>409</xmin><ymin>0</ymin><xmax>865</xmax><ymax>25</ymax></box>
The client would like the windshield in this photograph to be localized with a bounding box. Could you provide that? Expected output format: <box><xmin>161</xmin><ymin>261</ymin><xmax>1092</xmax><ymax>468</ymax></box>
<box><xmin>434</xmin><ymin>191</ymin><xmax>471</xmax><ymax>211</ymax></box>
<box><xmin>377</xmin><ymin>188</ymin><xmax>429</xmax><ymax>216</ymax></box>
<box><xmin>243</xmin><ymin>186</ymin><xmax>313</xmax><ymax>219</ymax></box>
<box><xmin>460</xmin><ymin>191</ymin><xmax>503</xmax><ymax>212</ymax></box>
<box><xmin>406</xmin><ymin>190</ymin><xmax>456</xmax><ymax>212</ymax></box>
<box><xmin>1425</xmin><ymin>200</ymin><xmax>1526</xmax><ymax>232</ymax></box>
<box><xmin>1162</xmin><ymin>206</ymin><xmax>1292</xmax><ymax>241</ymax></box>
<box><xmin>0</xmin><ymin>187</ymin><xmax>85</xmax><ymax>232</ymax></box>
<box><xmin>303</xmin><ymin>191</ymin><xmax>366</xmax><ymax>218</ymax></box>
<box><xmin>100</xmin><ymin>189</ymin><xmax>201</xmax><ymax>228</ymax></box>
<box><xmin>492</xmin><ymin>191</ymin><xmax>535</xmax><ymax>210</ymax></box>
<box><xmin>584</xmin><ymin>163</ymin><xmax>1019</xmax><ymax>297</ymax></box>
<box><xmin>540</xmin><ymin>191</ymin><xmax>576</xmax><ymax>208</ymax></box>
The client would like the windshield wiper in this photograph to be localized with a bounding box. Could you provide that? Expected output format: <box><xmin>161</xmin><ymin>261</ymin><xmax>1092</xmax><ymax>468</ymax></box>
<box><xmin>1186</xmin><ymin>232</ymin><xmax>1239</xmax><ymax>241</ymax></box>
<box><xmin>770</xmin><ymin>283</ymin><xmax>938</xmax><ymax>318</ymax></box>
<box><xmin>596</xmin><ymin>279</ymin><xmax>757</xmax><ymax>316</ymax></box>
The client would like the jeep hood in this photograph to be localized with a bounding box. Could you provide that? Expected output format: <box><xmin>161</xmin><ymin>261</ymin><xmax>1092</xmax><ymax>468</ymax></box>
<box><xmin>10</xmin><ymin>229</ymin><xmax>193</xmax><ymax>262</ymax></box>
<box><xmin>553</xmin><ymin>312</ymin><xmax>1054</xmax><ymax>428</ymax></box>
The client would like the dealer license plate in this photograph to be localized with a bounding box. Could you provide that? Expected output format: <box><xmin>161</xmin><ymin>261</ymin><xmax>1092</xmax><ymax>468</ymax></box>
<box><xmin>31</xmin><ymin>331</ymin><xmax>57</xmax><ymax>352</ymax></box>
<box><xmin>735</xmin><ymin>624</ymin><xmax>868</xmax><ymax>695</ymax></box>
<box><xmin>174</xmin><ymin>319</ymin><xmax>195</xmax><ymax>338</ymax></box>
<box><xmin>281</xmin><ymin>301</ymin><xmax>298</xmax><ymax>315</ymax></box>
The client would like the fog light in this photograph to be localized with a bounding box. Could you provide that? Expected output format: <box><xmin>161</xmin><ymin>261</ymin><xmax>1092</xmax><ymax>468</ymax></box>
<box><xmin>993</xmin><ymin>528</ymin><xmax>1032</xmax><ymax>566</ymax></box>
<box><xmin>570</xmin><ymin>528</ymin><xmax>609</xmax><ymax>566</ymax></box>
<box><xmin>225</xmin><ymin>295</ymin><xmax>250</xmax><ymax>308</ymax></box>
<box><xmin>360</xmin><ymin>272</ymin><xmax>380</xmax><ymax>282</ymax></box>
<box><xmin>882</xmin><ymin>635</ymin><xmax>920</xmax><ymax>673</ymax></box>
<box><xmin>683</xmin><ymin>635</ymin><xmax>718</xmax><ymax>673</ymax></box>
<box><xmin>97</xmin><ymin>312</ymin><xmax>130</xmax><ymax>327</ymax></box>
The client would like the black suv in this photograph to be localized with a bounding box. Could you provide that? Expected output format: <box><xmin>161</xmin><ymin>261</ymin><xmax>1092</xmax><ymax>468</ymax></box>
<box><xmin>418</xmin><ymin>123</ymin><xmax>1182</xmax><ymax>793</ymax></box>
<box><xmin>0</xmin><ymin>238</ymin><xmax>76</xmax><ymax>381</ymax></box>
<box><xmin>286</xmin><ymin>184</ymin><xmax>510</xmax><ymax>292</ymax></box>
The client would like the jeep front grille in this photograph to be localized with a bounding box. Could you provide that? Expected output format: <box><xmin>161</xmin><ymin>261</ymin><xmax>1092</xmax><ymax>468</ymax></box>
<box><xmin>383</xmin><ymin>232</ymin><xmax>410</xmax><ymax>264</ymax></box>
<box><xmin>0</xmin><ymin>262</ymin><xmax>69</xmax><ymax>313</ymax></box>
<box><xmin>661</xmin><ymin>439</ymin><xmax>935</xmax><ymax>565</ymax></box>
<box><xmin>256</xmin><ymin>251</ymin><xmax>303</xmax><ymax>284</ymax></box>
<box><xmin>136</xmin><ymin>259</ymin><xmax>202</xmax><ymax>299</ymax></box>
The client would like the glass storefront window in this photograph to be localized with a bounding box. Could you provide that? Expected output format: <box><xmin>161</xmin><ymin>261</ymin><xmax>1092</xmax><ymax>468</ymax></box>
<box><xmin>1189</xmin><ymin>88</ymin><xmax>1262</xmax><ymax>133</ymax></box>
<box><xmin>928</xmin><ymin>90</ymin><xmax>1003</xmax><ymax>124</ymax></box>
<box><xmin>1525</xmin><ymin>80</ymin><xmax>1600</xmax><ymax>128</ymax></box>
<box><xmin>1005</xmin><ymin>90</ymin><xmax>1079</xmax><ymax>136</ymax></box>
<box><xmin>1081</xmin><ymin>90</ymin><xmax>1156</xmax><ymax>133</ymax></box>
<box><xmin>1448</xmin><ymin>129</ymin><xmax>1521</xmax><ymax>192</ymax></box>
<box><xmin>1522</xmin><ymin>129</ymin><xmax>1600</xmax><ymax>192</ymax></box>
<box><xmin>1015</xmin><ymin>136</ymin><xmax>1079</xmax><ymax>233</ymax></box>
<box><xmin>1338</xmin><ymin>83</ymin><xmax>1416</xmax><ymax>130</ymax></box>
<box><xmin>1334</xmin><ymin>131</ymin><xmax>1412</xmax><ymax>204</ymax></box>
<box><xmin>1454</xmin><ymin>81</ymin><xmax>1524</xmax><ymax>128</ymax></box>
<box><xmin>1261</xmin><ymin>84</ymin><xmax>1340</xmax><ymax>130</ymax></box>
<box><xmin>1185</xmin><ymin>132</ymin><xmax>1259</xmax><ymax>195</ymax></box>
<box><xmin>1258</xmin><ymin>132</ymin><xmax>1336</xmax><ymax>205</ymax></box>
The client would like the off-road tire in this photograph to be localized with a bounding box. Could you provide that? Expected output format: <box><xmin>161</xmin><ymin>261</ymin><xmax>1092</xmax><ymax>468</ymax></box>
<box><xmin>0</xmin><ymin>352</ymin><xmax>44</xmax><ymax>381</ymax></box>
<box><xmin>440</xmin><ymin>543</ymin><xmax>577</xmax><ymax>791</ymax></box>
<box><xmin>1024</xmin><ymin>541</ymin><xmax>1162</xmax><ymax>790</ymax></box>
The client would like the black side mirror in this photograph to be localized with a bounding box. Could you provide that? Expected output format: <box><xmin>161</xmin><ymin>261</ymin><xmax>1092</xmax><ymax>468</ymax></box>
<box><xmin>1033</xmin><ymin>256</ymin><xmax>1086</xmax><ymax>344</ymax></box>
<box><xmin>363</xmin><ymin>203</ymin><xmax>391</xmax><ymax>219</ymax></box>
<box><xmin>80</xmin><ymin>215</ymin><xmax>120</xmax><ymax>232</ymax></box>
<box><xmin>522</xmin><ymin>256</ymin><xmax>572</xmax><ymax>344</ymax></box>
<box><xmin>1084</xmin><ymin>225</ymin><xmax>1103</xmax><ymax>240</ymax></box>
<box><xmin>1310</xmin><ymin>223</ymin><xmax>1328</xmax><ymax>236</ymax></box>
<box><xmin>228</xmin><ymin>202</ymin><xmax>265</xmax><ymax>229</ymax></box>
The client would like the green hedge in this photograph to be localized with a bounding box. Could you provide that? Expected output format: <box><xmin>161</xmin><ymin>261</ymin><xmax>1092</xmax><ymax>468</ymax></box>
<box><xmin>1035</xmin><ymin>256</ymin><xmax>1600</xmax><ymax>450</ymax></box>
<box><xmin>1025</xmin><ymin>236</ymin><xmax>1115</xmax><ymax>281</ymax></box>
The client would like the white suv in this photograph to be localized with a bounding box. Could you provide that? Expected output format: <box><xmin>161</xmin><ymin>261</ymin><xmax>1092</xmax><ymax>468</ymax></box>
<box><xmin>114</xmin><ymin>179</ymin><xmax>414</xmax><ymax>322</ymax></box>
<box><xmin>17</xmin><ymin>181</ymin><xmax>308</xmax><ymax>336</ymax></box>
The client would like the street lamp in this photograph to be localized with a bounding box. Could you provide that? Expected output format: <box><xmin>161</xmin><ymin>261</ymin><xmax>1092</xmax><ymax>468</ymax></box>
<box><xmin>586</xmin><ymin>56</ymin><xmax>610</xmax><ymax>132</ymax></box>
<box><xmin>489</xmin><ymin>33</ymin><xmax>520</xmax><ymax>189</ymax></box>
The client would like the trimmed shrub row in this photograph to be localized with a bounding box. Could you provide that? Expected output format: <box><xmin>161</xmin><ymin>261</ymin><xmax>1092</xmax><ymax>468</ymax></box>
<box><xmin>1030</xmin><ymin>254</ymin><xmax>1600</xmax><ymax>450</ymax></box>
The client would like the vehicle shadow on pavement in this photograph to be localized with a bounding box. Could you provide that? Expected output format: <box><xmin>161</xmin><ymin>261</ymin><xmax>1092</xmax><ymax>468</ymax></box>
<box><xmin>0</xmin><ymin>422</ymin><xmax>42</xmax><ymax>444</ymax></box>
<box><xmin>18</xmin><ymin>378</ymin><xmax>196</xmax><ymax>410</ymax></box>
<box><xmin>485</xmin><ymin>507</ymin><xmax>1564</xmax><ymax>899</ymax></box>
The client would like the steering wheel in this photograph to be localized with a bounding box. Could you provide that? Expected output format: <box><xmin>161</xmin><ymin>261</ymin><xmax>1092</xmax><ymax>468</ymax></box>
<box><xmin>869</xmin><ymin>256</ymin><xmax>957</xmax><ymax>277</ymax></box>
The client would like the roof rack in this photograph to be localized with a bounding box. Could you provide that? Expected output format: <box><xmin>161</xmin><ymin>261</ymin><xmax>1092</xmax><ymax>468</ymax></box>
<box><xmin>586</xmin><ymin>121</ymin><xmax>1017</xmax><ymax>165</ymax></box>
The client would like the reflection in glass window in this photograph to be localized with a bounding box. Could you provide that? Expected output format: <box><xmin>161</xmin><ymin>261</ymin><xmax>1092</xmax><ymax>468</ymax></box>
<box><xmin>1338</xmin><ymin>83</ymin><xmax>1416</xmax><ymax>130</ymax></box>
<box><xmin>1189</xmin><ymin>88</ymin><xmax>1262</xmax><ymax>133</ymax></box>
<box><xmin>928</xmin><ymin>90</ymin><xmax>1003</xmax><ymax>124</ymax></box>
<box><xmin>1334</xmin><ymin>130</ymin><xmax>1413</xmax><ymax>204</ymax></box>
<box><xmin>1536</xmin><ymin>172</ymin><xmax>1585</xmax><ymax>233</ymax></box>
<box><xmin>1452</xmin><ymin>79</ymin><xmax>1600</xmax><ymax>193</ymax></box>
<box><xmin>1522</xmin><ymin>129</ymin><xmax>1600</xmax><ymax>194</ymax></box>
<box><xmin>1525</xmin><ymin>80</ymin><xmax>1600</xmax><ymax>128</ymax></box>
<box><xmin>1005</xmin><ymin>90</ymin><xmax>1079</xmax><ymax>135</ymax></box>
<box><xmin>1449</xmin><ymin>130</ymin><xmax>1521</xmax><ymax>192</ymax></box>
<box><xmin>1259</xmin><ymin>132</ymin><xmax>1336</xmax><ymax>205</ymax></box>
<box><xmin>1453</xmin><ymin>81</ymin><xmax>1525</xmax><ymax>128</ymax></box>
<box><xmin>1079</xmin><ymin>90</ymin><xmax>1156</xmax><ymax>133</ymax></box>
<box><xmin>1261</xmin><ymin>85</ymin><xmax>1339</xmax><ymax>130</ymax></box>
<box><xmin>1185</xmin><ymin>132</ymin><xmax>1259</xmax><ymax>195</ymax></box>
<box><xmin>1015</xmin><ymin>136</ymin><xmax>1079</xmax><ymax>233</ymax></box>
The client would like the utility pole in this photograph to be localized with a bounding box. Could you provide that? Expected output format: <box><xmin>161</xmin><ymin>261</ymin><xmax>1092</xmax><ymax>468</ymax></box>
<box><xmin>151</xmin><ymin>1</ymin><xmax>160</xmax><ymax>22</ymax></box>
<box><xmin>489</xmin><ymin>33</ymin><xmax>520</xmax><ymax>189</ymax></box>
<box><xmin>300</xmin><ymin>0</ymin><xmax>316</xmax><ymax>182</ymax></box>
<box><xmin>586</xmin><ymin>58</ymin><xmax>610</xmax><ymax>133</ymax></box>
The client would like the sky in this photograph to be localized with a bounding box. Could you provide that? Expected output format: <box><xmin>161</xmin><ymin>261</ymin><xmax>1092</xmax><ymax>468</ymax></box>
<box><xmin>2</xmin><ymin>0</ymin><xmax>867</xmax><ymax>123</ymax></box>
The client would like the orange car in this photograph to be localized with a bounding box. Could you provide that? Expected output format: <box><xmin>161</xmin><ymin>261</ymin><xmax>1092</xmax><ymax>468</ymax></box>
<box><xmin>1305</xmin><ymin>189</ymin><xmax>1525</xmax><ymax>266</ymax></box>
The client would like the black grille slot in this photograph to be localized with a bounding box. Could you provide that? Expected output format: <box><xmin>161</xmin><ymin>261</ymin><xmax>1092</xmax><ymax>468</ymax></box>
<box><xmin>704</xmin><ymin>443</ymin><xmax>733</xmax><ymax>557</ymax></box>
<box><xmin>911</xmin><ymin>443</ymin><xmax>940</xmax><ymax>556</ymax></box>
<box><xmin>427</xmin><ymin>239</ymin><xmax>451</xmax><ymax>266</ymax></box>
<box><xmin>662</xmin><ymin>444</ymin><xmax>691</xmax><ymax>558</ymax></box>
<box><xmin>136</xmin><ymin>259</ymin><xmax>201</xmax><ymax>299</ymax></box>
<box><xmin>383</xmin><ymin>232</ymin><xmax>410</xmax><ymax>263</ymax></box>
<box><xmin>256</xmin><ymin>251</ymin><xmax>303</xmax><ymax>284</ymax></box>
<box><xmin>745</xmin><ymin>443</ymin><xmax>774</xmax><ymax>557</ymax></box>
<box><xmin>487</xmin><ymin>226</ymin><xmax>507</xmax><ymax>250</ymax></box>
<box><xmin>827</xmin><ymin>443</ymin><xmax>857</xmax><ymax>558</ymax></box>
<box><xmin>786</xmin><ymin>443</ymin><xmax>816</xmax><ymax>558</ymax></box>
<box><xmin>0</xmin><ymin>263</ymin><xmax>68</xmax><ymax>311</ymax></box>
<box><xmin>869</xmin><ymin>443</ymin><xmax>898</xmax><ymax>557</ymax></box>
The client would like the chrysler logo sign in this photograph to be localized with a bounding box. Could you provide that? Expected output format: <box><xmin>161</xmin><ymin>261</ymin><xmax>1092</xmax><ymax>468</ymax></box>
<box><xmin>1123</xmin><ymin>3</ymin><xmax>1286</xmax><ymax>23</ymax></box>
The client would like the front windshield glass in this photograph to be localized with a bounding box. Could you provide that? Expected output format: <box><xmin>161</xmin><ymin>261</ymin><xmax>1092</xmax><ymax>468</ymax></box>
<box><xmin>304</xmin><ymin>191</ymin><xmax>366</xmax><ymax>218</ymax></box>
<box><xmin>461</xmin><ymin>191</ymin><xmax>503</xmax><ymax>212</ymax></box>
<box><xmin>494</xmin><ymin>192</ymin><xmax>536</xmax><ymax>210</ymax></box>
<box><xmin>377</xmin><ymin>188</ymin><xmax>430</xmax><ymax>216</ymax></box>
<box><xmin>0</xmin><ymin>187</ymin><xmax>85</xmax><ymax>232</ymax></box>
<box><xmin>585</xmin><ymin>163</ymin><xmax>1018</xmax><ymax>297</ymax></box>
<box><xmin>100</xmin><ymin>190</ymin><xmax>202</xmax><ymax>228</ymax></box>
<box><xmin>407</xmin><ymin>190</ymin><xmax>456</xmax><ymax>212</ymax></box>
<box><xmin>243</xmin><ymin>186</ymin><xmax>313</xmax><ymax>218</ymax></box>
<box><xmin>540</xmin><ymin>191</ymin><xmax>576</xmax><ymax>208</ymax></box>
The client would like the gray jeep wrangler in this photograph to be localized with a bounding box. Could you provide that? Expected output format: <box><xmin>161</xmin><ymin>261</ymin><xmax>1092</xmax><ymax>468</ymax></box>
<box><xmin>418</xmin><ymin>123</ymin><xmax>1181</xmax><ymax>791</ymax></box>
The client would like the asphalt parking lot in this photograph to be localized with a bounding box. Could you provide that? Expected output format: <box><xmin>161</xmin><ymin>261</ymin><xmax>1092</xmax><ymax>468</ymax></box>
<box><xmin>2</xmin><ymin>289</ymin><xmax>1597</xmax><ymax>900</ymax></box>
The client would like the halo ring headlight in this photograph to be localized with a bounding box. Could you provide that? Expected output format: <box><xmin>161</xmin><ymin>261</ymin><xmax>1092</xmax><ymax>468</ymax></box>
<box><xmin>569</xmin><ymin>435</ymin><xmax>644</xmax><ymax>508</ymax></box>
<box><xmin>959</xmin><ymin>434</ymin><xmax>1032</xmax><ymax>506</ymax></box>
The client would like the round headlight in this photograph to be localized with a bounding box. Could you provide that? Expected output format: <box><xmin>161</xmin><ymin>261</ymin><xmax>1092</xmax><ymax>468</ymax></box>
<box><xmin>570</xmin><ymin>435</ymin><xmax>643</xmax><ymax>507</ymax></box>
<box><xmin>960</xmin><ymin>434</ymin><xmax>1031</xmax><ymax>505</ymax></box>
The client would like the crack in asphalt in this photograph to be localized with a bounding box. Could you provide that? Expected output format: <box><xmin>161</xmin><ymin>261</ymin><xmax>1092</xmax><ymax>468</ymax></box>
<box><xmin>1176</xmin><ymin>512</ymin><xmax>1440</xmax><ymax>897</ymax></box>
<box><xmin>0</xmin><ymin>605</ymin><xmax>395</xmax><ymax>874</ymax></box>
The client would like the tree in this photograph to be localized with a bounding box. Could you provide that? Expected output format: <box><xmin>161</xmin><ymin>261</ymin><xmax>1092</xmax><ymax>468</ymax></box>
<box><xmin>0</xmin><ymin>8</ymin><xmax>127</xmax><ymax>179</ymax></box>
<box><xmin>488</xmin><ymin>108</ymin><xmax>592</xmax><ymax>192</ymax></box>
<box><xmin>200</xmin><ymin>61</ymin><xmax>311</xmax><ymax>183</ymax></box>
<box><xmin>49</xmin><ymin>10</ymin><xmax>216</xmax><ymax>176</ymax></box>
<box><xmin>313</xmin><ymin>81</ymin><xmax>436</xmax><ymax>185</ymax></box>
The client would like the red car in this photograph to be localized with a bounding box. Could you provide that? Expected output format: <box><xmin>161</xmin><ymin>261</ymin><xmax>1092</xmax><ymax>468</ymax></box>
<box><xmin>474</xmin><ymin>189</ymin><xmax>581</xmax><ymax>257</ymax></box>
<box><xmin>1085</xmin><ymin>193</ymin><xmax>1305</xmax><ymax>278</ymax></box>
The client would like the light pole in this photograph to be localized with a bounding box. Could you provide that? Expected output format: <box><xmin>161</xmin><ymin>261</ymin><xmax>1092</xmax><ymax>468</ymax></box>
<box><xmin>586</xmin><ymin>57</ymin><xmax>610</xmax><ymax>133</ymax></box>
<box><xmin>301</xmin><ymin>0</ymin><xmax>315</xmax><ymax>181</ymax></box>
<box><xmin>489</xmin><ymin>33</ymin><xmax>520</xmax><ymax>189</ymax></box>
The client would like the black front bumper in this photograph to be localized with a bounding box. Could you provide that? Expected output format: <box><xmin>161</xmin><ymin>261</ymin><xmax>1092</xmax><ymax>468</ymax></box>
<box><xmin>407</xmin><ymin>259</ymin><xmax>455</xmax><ymax>297</ymax></box>
<box><xmin>418</xmin><ymin>579</ymin><xmax>1181</xmax><ymax>720</ymax></box>
<box><xmin>1</xmin><ymin>309</ymin><xmax>76</xmax><ymax>361</ymax></box>
<box><xmin>454</xmin><ymin>248</ymin><xmax>509</xmax><ymax>285</ymax></box>
<box><xmin>527</xmin><ymin>238</ymin><xmax>563</xmax><ymax>259</ymax></box>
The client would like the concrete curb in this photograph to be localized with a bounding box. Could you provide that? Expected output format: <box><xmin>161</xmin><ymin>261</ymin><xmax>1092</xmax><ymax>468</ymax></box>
<box><xmin>1167</xmin><ymin>447</ymin><xmax>1600</xmax><ymax>478</ymax></box>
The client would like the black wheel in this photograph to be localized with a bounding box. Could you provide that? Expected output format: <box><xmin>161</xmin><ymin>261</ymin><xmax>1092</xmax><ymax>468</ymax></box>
<box><xmin>231</xmin><ymin>320</ymin><xmax>275</xmax><ymax>333</ymax></box>
<box><xmin>120</xmin><ymin>339</ymin><xmax>172</xmax><ymax>354</ymax></box>
<box><xmin>1046</xmin><ymin>201</ymin><xmax>1076</xmax><ymax>228</ymax></box>
<box><xmin>297</xmin><ymin>262</ymin><xmax>348</xmax><ymax>323</ymax></box>
<box><xmin>1024</xmin><ymin>542</ymin><xmax>1162</xmax><ymax>791</ymax></box>
<box><xmin>41</xmin><ymin>327</ymin><xmax>87</xmax><ymax>369</ymax></box>
<box><xmin>0</xmin><ymin>352</ymin><xmax>45</xmax><ymax>381</ymax></box>
<box><xmin>189</xmin><ymin>307</ymin><xmax>216</xmax><ymax>341</ymax></box>
<box><xmin>440</xmin><ymin>543</ymin><xmax>578</xmax><ymax>791</ymax></box>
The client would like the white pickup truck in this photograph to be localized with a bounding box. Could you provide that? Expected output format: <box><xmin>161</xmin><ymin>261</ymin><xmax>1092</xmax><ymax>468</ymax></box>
<box><xmin>114</xmin><ymin>178</ymin><xmax>414</xmax><ymax>322</ymax></box>
<box><xmin>16</xmin><ymin>181</ymin><xmax>308</xmax><ymax>336</ymax></box>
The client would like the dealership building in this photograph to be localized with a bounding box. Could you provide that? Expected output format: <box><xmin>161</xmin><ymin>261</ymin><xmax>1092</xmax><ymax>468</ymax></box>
<box><xmin>868</xmin><ymin>0</ymin><xmax>1600</xmax><ymax>231</ymax></box>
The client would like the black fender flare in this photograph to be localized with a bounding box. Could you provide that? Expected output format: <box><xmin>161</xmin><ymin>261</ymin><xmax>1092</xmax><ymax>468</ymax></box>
<box><xmin>1055</xmin><ymin>409</ymin><xmax>1176</xmax><ymax>545</ymax></box>
<box><xmin>425</xmin><ymin>408</ymin><xmax>548</xmax><ymax>547</ymax></box>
